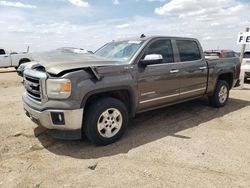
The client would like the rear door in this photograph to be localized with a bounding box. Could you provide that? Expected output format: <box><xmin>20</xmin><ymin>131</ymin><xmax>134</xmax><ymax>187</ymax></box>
<box><xmin>0</xmin><ymin>49</ymin><xmax>10</xmax><ymax>67</ymax></box>
<box><xmin>175</xmin><ymin>40</ymin><xmax>207</xmax><ymax>98</ymax></box>
<box><xmin>137</xmin><ymin>38</ymin><xmax>181</xmax><ymax>110</ymax></box>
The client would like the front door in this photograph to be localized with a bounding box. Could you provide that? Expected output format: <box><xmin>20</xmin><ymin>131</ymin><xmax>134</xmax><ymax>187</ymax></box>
<box><xmin>137</xmin><ymin>39</ymin><xmax>181</xmax><ymax>110</ymax></box>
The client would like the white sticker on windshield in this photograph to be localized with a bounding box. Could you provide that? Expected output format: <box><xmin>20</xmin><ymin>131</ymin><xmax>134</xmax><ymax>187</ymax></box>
<box><xmin>128</xmin><ymin>40</ymin><xmax>142</xmax><ymax>44</ymax></box>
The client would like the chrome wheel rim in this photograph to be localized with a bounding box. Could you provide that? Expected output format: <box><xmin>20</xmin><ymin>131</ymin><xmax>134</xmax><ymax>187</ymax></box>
<box><xmin>97</xmin><ymin>108</ymin><xmax>123</xmax><ymax>138</ymax></box>
<box><xmin>218</xmin><ymin>85</ymin><xmax>228</xmax><ymax>104</ymax></box>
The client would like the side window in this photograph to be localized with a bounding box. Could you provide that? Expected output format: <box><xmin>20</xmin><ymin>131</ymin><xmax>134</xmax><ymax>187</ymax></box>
<box><xmin>176</xmin><ymin>40</ymin><xmax>201</xmax><ymax>62</ymax></box>
<box><xmin>143</xmin><ymin>40</ymin><xmax>174</xmax><ymax>63</ymax></box>
<box><xmin>244</xmin><ymin>52</ymin><xmax>250</xmax><ymax>58</ymax></box>
<box><xmin>0</xmin><ymin>49</ymin><xmax>6</xmax><ymax>55</ymax></box>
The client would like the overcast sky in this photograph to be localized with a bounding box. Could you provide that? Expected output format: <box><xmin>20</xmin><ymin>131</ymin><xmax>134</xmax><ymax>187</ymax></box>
<box><xmin>0</xmin><ymin>0</ymin><xmax>249</xmax><ymax>52</ymax></box>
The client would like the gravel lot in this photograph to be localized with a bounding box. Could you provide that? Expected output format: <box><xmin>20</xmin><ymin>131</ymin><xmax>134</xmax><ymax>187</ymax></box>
<box><xmin>0</xmin><ymin>68</ymin><xmax>250</xmax><ymax>188</ymax></box>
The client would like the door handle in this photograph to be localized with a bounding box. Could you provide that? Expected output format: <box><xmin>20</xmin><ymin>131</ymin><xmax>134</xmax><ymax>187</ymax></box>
<box><xmin>4</xmin><ymin>55</ymin><xmax>9</xmax><ymax>58</ymax></box>
<box><xmin>170</xmin><ymin>69</ymin><xmax>180</xmax><ymax>74</ymax></box>
<box><xmin>199</xmin><ymin>66</ymin><xmax>207</xmax><ymax>70</ymax></box>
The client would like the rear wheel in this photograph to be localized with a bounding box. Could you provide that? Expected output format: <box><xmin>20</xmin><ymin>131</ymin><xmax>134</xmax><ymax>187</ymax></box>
<box><xmin>83</xmin><ymin>97</ymin><xmax>128</xmax><ymax>145</ymax></box>
<box><xmin>209</xmin><ymin>80</ymin><xmax>229</xmax><ymax>107</ymax></box>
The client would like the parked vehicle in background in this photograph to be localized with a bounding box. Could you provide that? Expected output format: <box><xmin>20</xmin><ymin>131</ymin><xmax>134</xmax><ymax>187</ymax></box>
<box><xmin>235</xmin><ymin>52</ymin><xmax>240</xmax><ymax>58</ymax></box>
<box><xmin>22</xmin><ymin>36</ymin><xmax>240</xmax><ymax>145</ymax></box>
<box><xmin>0</xmin><ymin>48</ymin><xmax>32</xmax><ymax>69</ymax></box>
<box><xmin>57</xmin><ymin>47</ymin><xmax>93</xmax><ymax>54</ymax></box>
<box><xmin>17</xmin><ymin>47</ymin><xmax>91</xmax><ymax>77</ymax></box>
<box><xmin>243</xmin><ymin>51</ymin><xmax>250</xmax><ymax>81</ymax></box>
<box><xmin>244</xmin><ymin>52</ymin><xmax>250</xmax><ymax>58</ymax></box>
<box><xmin>204</xmin><ymin>50</ymin><xmax>238</xmax><ymax>59</ymax></box>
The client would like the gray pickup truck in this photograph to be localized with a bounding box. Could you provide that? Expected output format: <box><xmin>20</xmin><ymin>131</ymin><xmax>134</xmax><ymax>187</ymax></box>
<box><xmin>22</xmin><ymin>36</ymin><xmax>240</xmax><ymax>145</ymax></box>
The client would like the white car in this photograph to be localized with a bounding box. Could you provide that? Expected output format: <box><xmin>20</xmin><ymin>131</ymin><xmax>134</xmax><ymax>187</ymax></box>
<box><xmin>0</xmin><ymin>48</ymin><xmax>32</xmax><ymax>69</ymax></box>
<box><xmin>242</xmin><ymin>52</ymin><xmax>250</xmax><ymax>81</ymax></box>
<box><xmin>57</xmin><ymin>47</ymin><xmax>93</xmax><ymax>54</ymax></box>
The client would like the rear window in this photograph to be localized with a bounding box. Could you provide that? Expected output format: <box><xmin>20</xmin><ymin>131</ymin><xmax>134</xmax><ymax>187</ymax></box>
<box><xmin>0</xmin><ymin>49</ymin><xmax>5</xmax><ymax>55</ymax></box>
<box><xmin>244</xmin><ymin>52</ymin><xmax>250</xmax><ymax>58</ymax></box>
<box><xmin>177</xmin><ymin>40</ymin><xmax>201</xmax><ymax>62</ymax></box>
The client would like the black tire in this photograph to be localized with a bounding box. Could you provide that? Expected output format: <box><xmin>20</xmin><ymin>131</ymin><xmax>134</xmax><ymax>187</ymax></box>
<box><xmin>83</xmin><ymin>97</ymin><xmax>128</xmax><ymax>145</ymax></box>
<box><xmin>208</xmin><ymin>80</ymin><xmax>229</xmax><ymax>108</ymax></box>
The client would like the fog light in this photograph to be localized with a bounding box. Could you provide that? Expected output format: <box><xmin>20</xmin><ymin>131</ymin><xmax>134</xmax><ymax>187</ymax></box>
<box><xmin>51</xmin><ymin>112</ymin><xmax>65</xmax><ymax>125</ymax></box>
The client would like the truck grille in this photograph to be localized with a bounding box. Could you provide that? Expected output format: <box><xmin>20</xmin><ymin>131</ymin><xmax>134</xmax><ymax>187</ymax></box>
<box><xmin>24</xmin><ymin>75</ymin><xmax>41</xmax><ymax>102</ymax></box>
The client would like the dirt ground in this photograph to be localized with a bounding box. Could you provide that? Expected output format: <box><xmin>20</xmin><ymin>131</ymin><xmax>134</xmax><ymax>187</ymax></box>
<box><xmin>0</xmin><ymin>68</ymin><xmax>250</xmax><ymax>188</ymax></box>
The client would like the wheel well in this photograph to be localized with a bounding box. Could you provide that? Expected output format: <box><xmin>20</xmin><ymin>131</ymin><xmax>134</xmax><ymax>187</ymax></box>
<box><xmin>84</xmin><ymin>90</ymin><xmax>134</xmax><ymax>117</ymax></box>
<box><xmin>218</xmin><ymin>73</ymin><xmax>233</xmax><ymax>89</ymax></box>
<box><xmin>19</xmin><ymin>58</ymin><xmax>31</xmax><ymax>65</ymax></box>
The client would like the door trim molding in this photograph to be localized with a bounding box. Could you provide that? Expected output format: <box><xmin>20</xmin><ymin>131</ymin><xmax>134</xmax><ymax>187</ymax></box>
<box><xmin>180</xmin><ymin>88</ymin><xmax>205</xmax><ymax>95</ymax></box>
<box><xmin>139</xmin><ymin>87</ymin><xmax>206</xmax><ymax>104</ymax></box>
<box><xmin>140</xmin><ymin>93</ymin><xmax>179</xmax><ymax>104</ymax></box>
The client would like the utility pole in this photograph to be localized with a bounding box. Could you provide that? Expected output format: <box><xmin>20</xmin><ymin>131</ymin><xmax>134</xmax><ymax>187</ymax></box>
<box><xmin>238</xmin><ymin>27</ymin><xmax>249</xmax><ymax>89</ymax></box>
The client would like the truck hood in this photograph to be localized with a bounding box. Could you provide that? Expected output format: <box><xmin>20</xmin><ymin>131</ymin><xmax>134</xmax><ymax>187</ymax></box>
<box><xmin>31</xmin><ymin>50</ymin><xmax>127</xmax><ymax>75</ymax></box>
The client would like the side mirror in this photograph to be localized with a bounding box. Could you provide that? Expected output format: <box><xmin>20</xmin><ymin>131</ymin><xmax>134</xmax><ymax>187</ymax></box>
<box><xmin>139</xmin><ymin>54</ymin><xmax>163</xmax><ymax>67</ymax></box>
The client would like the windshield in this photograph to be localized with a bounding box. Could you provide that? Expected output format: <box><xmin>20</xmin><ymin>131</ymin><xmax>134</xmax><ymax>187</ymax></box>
<box><xmin>95</xmin><ymin>40</ymin><xmax>144</xmax><ymax>62</ymax></box>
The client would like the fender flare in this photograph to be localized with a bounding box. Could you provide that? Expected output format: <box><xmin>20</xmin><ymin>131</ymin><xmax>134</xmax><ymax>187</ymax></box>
<box><xmin>81</xmin><ymin>86</ymin><xmax>138</xmax><ymax>117</ymax></box>
<box><xmin>214</xmin><ymin>70</ymin><xmax>234</xmax><ymax>90</ymax></box>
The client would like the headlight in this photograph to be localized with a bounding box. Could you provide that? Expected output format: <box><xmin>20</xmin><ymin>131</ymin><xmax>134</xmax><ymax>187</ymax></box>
<box><xmin>46</xmin><ymin>79</ymin><xmax>71</xmax><ymax>99</ymax></box>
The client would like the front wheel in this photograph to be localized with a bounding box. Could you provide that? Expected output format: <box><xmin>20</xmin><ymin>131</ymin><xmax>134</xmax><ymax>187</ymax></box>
<box><xmin>83</xmin><ymin>97</ymin><xmax>128</xmax><ymax>145</ymax></box>
<box><xmin>209</xmin><ymin>80</ymin><xmax>229</xmax><ymax>108</ymax></box>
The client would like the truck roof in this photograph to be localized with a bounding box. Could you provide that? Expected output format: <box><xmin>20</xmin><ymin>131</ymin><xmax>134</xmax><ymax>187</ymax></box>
<box><xmin>114</xmin><ymin>35</ymin><xmax>198</xmax><ymax>42</ymax></box>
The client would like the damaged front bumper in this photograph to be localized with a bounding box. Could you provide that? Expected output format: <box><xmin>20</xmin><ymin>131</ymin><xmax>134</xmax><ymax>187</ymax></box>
<box><xmin>23</xmin><ymin>102</ymin><xmax>84</xmax><ymax>140</ymax></box>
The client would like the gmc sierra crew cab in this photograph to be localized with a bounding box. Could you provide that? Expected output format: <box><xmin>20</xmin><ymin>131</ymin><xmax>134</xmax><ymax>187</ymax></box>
<box><xmin>0</xmin><ymin>48</ymin><xmax>32</xmax><ymax>69</ymax></box>
<box><xmin>22</xmin><ymin>36</ymin><xmax>240</xmax><ymax>145</ymax></box>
